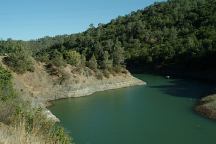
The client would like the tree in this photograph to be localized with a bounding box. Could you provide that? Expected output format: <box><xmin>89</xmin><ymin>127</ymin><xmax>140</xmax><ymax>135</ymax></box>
<box><xmin>101</xmin><ymin>51</ymin><xmax>112</xmax><ymax>69</ymax></box>
<box><xmin>3</xmin><ymin>47</ymin><xmax>34</xmax><ymax>74</ymax></box>
<box><xmin>49</xmin><ymin>49</ymin><xmax>66</xmax><ymax>67</ymax></box>
<box><xmin>14</xmin><ymin>0</ymin><xmax>216</xmax><ymax>73</ymax></box>
<box><xmin>81</xmin><ymin>54</ymin><xmax>86</xmax><ymax>67</ymax></box>
<box><xmin>89</xmin><ymin>23</ymin><xmax>95</xmax><ymax>29</ymax></box>
<box><xmin>112</xmin><ymin>41</ymin><xmax>125</xmax><ymax>68</ymax></box>
<box><xmin>64</xmin><ymin>50</ymin><xmax>81</xmax><ymax>66</ymax></box>
<box><xmin>88</xmin><ymin>54</ymin><xmax>97</xmax><ymax>70</ymax></box>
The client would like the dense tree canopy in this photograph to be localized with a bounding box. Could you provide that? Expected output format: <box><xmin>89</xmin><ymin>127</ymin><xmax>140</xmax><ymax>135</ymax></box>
<box><xmin>1</xmin><ymin>0</ymin><xmax>216</xmax><ymax>74</ymax></box>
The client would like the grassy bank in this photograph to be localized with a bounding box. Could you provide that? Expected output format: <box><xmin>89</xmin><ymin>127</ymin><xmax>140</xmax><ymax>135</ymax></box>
<box><xmin>0</xmin><ymin>66</ymin><xmax>73</xmax><ymax>144</ymax></box>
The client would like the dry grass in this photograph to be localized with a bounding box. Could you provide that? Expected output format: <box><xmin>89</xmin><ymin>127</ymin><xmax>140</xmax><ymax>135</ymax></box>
<box><xmin>0</xmin><ymin>109</ymin><xmax>72</xmax><ymax>144</ymax></box>
<box><xmin>0</xmin><ymin>60</ymin><xmax>74</xmax><ymax>144</ymax></box>
<box><xmin>0</xmin><ymin>122</ymin><xmax>46</xmax><ymax>144</ymax></box>
<box><xmin>0</xmin><ymin>97</ymin><xmax>72</xmax><ymax>144</ymax></box>
<box><xmin>0</xmin><ymin>101</ymin><xmax>15</xmax><ymax>123</ymax></box>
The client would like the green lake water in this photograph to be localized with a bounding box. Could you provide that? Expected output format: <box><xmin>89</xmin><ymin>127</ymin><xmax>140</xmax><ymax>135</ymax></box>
<box><xmin>49</xmin><ymin>74</ymin><xmax>216</xmax><ymax>144</ymax></box>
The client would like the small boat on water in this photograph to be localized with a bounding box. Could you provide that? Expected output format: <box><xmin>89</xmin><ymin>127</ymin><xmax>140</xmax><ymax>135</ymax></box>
<box><xmin>166</xmin><ymin>75</ymin><xmax>170</xmax><ymax>79</ymax></box>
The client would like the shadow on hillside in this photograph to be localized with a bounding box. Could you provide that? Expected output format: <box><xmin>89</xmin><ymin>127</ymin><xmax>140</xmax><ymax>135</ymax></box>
<box><xmin>150</xmin><ymin>79</ymin><xmax>216</xmax><ymax>99</ymax></box>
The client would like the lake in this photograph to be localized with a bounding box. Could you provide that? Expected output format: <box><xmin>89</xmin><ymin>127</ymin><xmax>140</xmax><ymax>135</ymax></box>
<box><xmin>49</xmin><ymin>74</ymin><xmax>216</xmax><ymax>144</ymax></box>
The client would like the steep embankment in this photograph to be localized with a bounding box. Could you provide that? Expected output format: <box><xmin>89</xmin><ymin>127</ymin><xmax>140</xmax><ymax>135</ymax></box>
<box><xmin>6</xmin><ymin>61</ymin><xmax>145</xmax><ymax>121</ymax></box>
<box><xmin>12</xmin><ymin>63</ymin><xmax>144</xmax><ymax>101</ymax></box>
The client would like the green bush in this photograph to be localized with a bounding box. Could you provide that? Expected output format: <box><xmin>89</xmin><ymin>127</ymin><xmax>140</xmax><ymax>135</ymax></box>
<box><xmin>0</xmin><ymin>66</ymin><xmax>15</xmax><ymax>101</ymax></box>
<box><xmin>49</xmin><ymin>49</ymin><xmax>66</xmax><ymax>67</ymax></box>
<box><xmin>0</xmin><ymin>65</ymin><xmax>73</xmax><ymax>144</ymax></box>
<box><xmin>64</xmin><ymin>50</ymin><xmax>81</xmax><ymax>66</ymax></box>
<box><xmin>87</xmin><ymin>54</ymin><xmax>98</xmax><ymax>70</ymax></box>
<box><xmin>3</xmin><ymin>48</ymin><xmax>34</xmax><ymax>74</ymax></box>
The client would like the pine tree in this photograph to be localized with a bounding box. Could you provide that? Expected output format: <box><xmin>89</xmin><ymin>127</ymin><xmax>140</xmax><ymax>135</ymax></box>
<box><xmin>88</xmin><ymin>54</ymin><xmax>98</xmax><ymax>70</ymax></box>
<box><xmin>113</xmin><ymin>41</ymin><xmax>125</xmax><ymax>68</ymax></box>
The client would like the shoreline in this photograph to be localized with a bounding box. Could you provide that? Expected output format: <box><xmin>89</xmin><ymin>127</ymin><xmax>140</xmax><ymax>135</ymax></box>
<box><xmin>129</xmin><ymin>68</ymin><xmax>216</xmax><ymax>121</ymax></box>
<box><xmin>195</xmin><ymin>94</ymin><xmax>216</xmax><ymax>120</ymax></box>
<box><xmin>41</xmin><ymin>75</ymin><xmax>146</xmax><ymax>122</ymax></box>
<box><xmin>6</xmin><ymin>61</ymin><xmax>146</xmax><ymax>123</ymax></box>
<box><xmin>47</xmin><ymin>76</ymin><xmax>145</xmax><ymax>102</ymax></box>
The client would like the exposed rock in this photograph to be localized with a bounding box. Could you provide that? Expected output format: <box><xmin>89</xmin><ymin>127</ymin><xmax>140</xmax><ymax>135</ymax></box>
<box><xmin>9</xmin><ymin>62</ymin><xmax>145</xmax><ymax>122</ymax></box>
<box><xmin>42</xmin><ymin>109</ymin><xmax>60</xmax><ymax>122</ymax></box>
<box><xmin>196</xmin><ymin>94</ymin><xmax>216</xmax><ymax>120</ymax></box>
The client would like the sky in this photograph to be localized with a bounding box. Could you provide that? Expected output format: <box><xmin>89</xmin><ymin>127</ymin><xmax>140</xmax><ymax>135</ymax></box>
<box><xmin>0</xmin><ymin>0</ymin><xmax>162</xmax><ymax>40</ymax></box>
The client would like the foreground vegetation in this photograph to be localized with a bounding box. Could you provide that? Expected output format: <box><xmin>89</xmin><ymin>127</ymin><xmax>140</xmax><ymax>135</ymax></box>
<box><xmin>0</xmin><ymin>66</ymin><xmax>73</xmax><ymax>144</ymax></box>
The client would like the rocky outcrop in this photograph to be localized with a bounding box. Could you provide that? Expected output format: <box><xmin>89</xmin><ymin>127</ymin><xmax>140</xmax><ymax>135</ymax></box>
<box><xmin>47</xmin><ymin>74</ymin><xmax>145</xmax><ymax>101</ymax></box>
<box><xmin>196</xmin><ymin>94</ymin><xmax>216</xmax><ymax>120</ymax></box>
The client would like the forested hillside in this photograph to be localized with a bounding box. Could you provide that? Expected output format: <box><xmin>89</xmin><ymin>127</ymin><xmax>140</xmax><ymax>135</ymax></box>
<box><xmin>0</xmin><ymin>0</ymin><xmax>216</xmax><ymax>142</ymax></box>
<box><xmin>29</xmin><ymin>0</ymin><xmax>216</xmax><ymax>73</ymax></box>
<box><xmin>1</xmin><ymin>0</ymin><xmax>216</xmax><ymax>74</ymax></box>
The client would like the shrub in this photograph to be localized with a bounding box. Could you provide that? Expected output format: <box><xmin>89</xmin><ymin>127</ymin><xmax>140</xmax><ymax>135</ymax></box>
<box><xmin>113</xmin><ymin>66</ymin><xmax>122</xmax><ymax>73</ymax></box>
<box><xmin>3</xmin><ymin>48</ymin><xmax>34</xmax><ymax>74</ymax></box>
<box><xmin>87</xmin><ymin>54</ymin><xmax>98</xmax><ymax>70</ymax></box>
<box><xmin>95</xmin><ymin>70</ymin><xmax>103</xmax><ymax>80</ymax></box>
<box><xmin>64</xmin><ymin>50</ymin><xmax>81</xmax><ymax>66</ymax></box>
<box><xmin>0</xmin><ymin>66</ymin><xmax>15</xmax><ymax>101</ymax></box>
<box><xmin>0</xmin><ymin>65</ymin><xmax>73</xmax><ymax>144</ymax></box>
<box><xmin>103</xmin><ymin>69</ymin><xmax>110</xmax><ymax>78</ymax></box>
<box><xmin>49</xmin><ymin>49</ymin><xmax>66</xmax><ymax>67</ymax></box>
<box><xmin>0</xmin><ymin>100</ymin><xmax>16</xmax><ymax>123</ymax></box>
<box><xmin>121</xmin><ymin>69</ymin><xmax>128</xmax><ymax>74</ymax></box>
<box><xmin>10</xmin><ymin>106</ymin><xmax>73</xmax><ymax>144</ymax></box>
<box><xmin>45</xmin><ymin>63</ymin><xmax>62</xmax><ymax>77</ymax></box>
<box><xmin>109</xmin><ymin>68</ymin><xmax>117</xmax><ymax>76</ymax></box>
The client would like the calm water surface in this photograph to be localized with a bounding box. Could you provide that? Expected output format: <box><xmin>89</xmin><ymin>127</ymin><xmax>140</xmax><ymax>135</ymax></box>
<box><xmin>50</xmin><ymin>74</ymin><xmax>216</xmax><ymax>144</ymax></box>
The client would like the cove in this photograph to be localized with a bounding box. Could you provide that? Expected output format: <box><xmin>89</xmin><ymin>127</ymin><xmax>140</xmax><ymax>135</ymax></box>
<box><xmin>49</xmin><ymin>74</ymin><xmax>216</xmax><ymax>144</ymax></box>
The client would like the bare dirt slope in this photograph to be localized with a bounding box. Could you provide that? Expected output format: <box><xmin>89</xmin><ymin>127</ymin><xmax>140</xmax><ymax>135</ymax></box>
<box><xmin>10</xmin><ymin>62</ymin><xmax>145</xmax><ymax>104</ymax></box>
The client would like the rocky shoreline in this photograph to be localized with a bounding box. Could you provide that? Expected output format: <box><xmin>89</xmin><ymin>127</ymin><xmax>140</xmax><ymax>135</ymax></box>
<box><xmin>4</xmin><ymin>62</ymin><xmax>145</xmax><ymax>122</ymax></box>
<box><xmin>196</xmin><ymin>94</ymin><xmax>216</xmax><ymax>120</ymax></box>
<box><xmin>44</xmin><ymin>74</ymin><xmax>146</xmax><ymax>122</ymax></box>
<box><xmin>48</xmin><ymin>75</ymin><xmax>145</xmax><ymax>100</ymax></box>
<box><xmin>14</xmin><ymin>72</ymin><xmax>145</xmax><ymax>122</ymax></box>
<box><xmin>45</xmin><ymin>76</ymin><xmax>144</xmax><ymax>122</ymax></box>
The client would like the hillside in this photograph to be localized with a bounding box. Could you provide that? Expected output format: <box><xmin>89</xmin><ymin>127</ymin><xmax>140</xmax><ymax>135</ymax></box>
<box><xmin>23</xmin><ymin>0</ymin><xmax>216</xmax><ymax>119</ymax></box>
<box><xmin>1</xmin><ymin>0</ymin><xmax>216</xmax><ymax>75</ymax></box>
<box><xmin>0</xmin><ymin>0</ymin><xmax>216</xmax><ymax>143</ymax></box>
<box><xmin>8</xmin><ymin>59</ymin><xmax>144</xmax><ymax>103</ymax></box>
<box><xmin>27</xmin><ymin>0</ymin><xmax>216</xmax><ymax>74</ymax></box>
